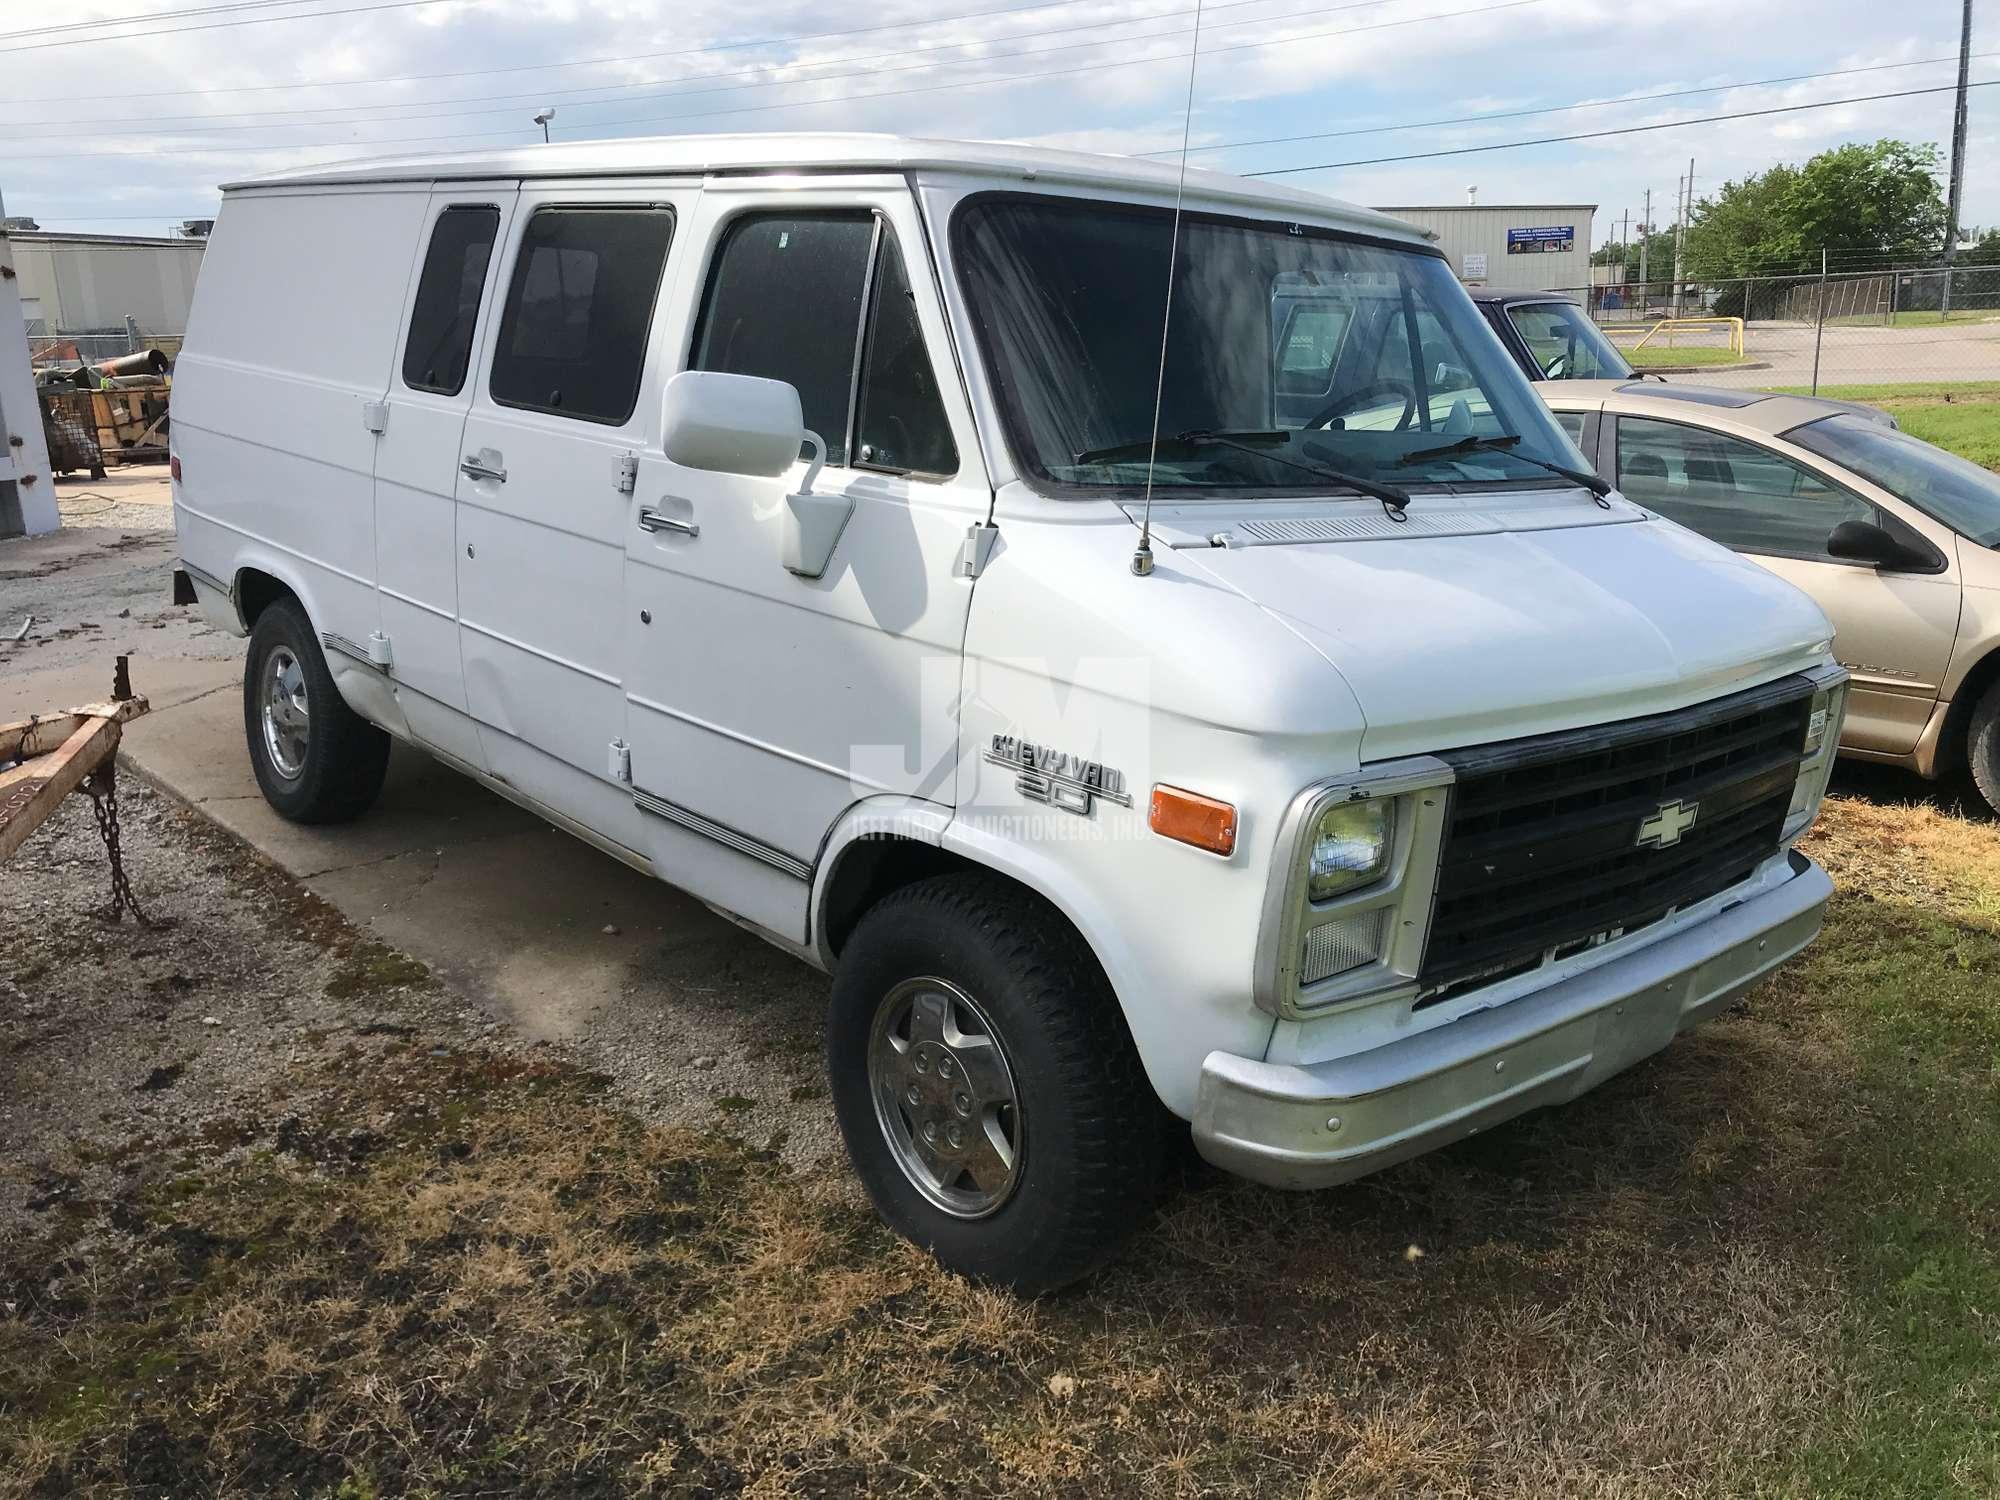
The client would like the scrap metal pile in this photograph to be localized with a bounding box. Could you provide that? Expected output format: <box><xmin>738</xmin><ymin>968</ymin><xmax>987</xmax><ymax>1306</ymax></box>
<box><xmin>32</xmin><ymin>347</ymin><xmax>172</xmax><ymax>476</ymax></box>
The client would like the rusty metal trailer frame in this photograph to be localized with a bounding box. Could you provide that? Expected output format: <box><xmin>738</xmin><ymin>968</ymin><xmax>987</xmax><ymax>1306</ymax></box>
<box><xmin>0</xmin><ymin>660</ymin><xmax>150</xmax><ymax>871</ymax></box>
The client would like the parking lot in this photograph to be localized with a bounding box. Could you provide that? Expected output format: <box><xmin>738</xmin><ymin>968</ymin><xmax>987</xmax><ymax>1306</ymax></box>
<box><xmin>2</xmin><ymin>471</ymin><xmax>1997</xmax><ymax>1496</ymax></box>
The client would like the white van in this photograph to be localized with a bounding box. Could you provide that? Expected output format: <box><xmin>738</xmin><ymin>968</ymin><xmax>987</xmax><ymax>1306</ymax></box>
<box><xmin>172</xmin><ymin>134</ymin><xmax>1845</xmax><ymax>1293</ymax></box>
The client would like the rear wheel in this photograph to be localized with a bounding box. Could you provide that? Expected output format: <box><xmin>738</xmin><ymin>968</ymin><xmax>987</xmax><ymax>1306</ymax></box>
<box><xmin>1967</xmin><ymin>678</ymin><xmax>2000</xmax><ymax>815</ymax></box>
<box><xmin>827</xmin><ymin>873</ymin><xmax>1171</xmax><ymax>1295</ymax></box>
<box><xmin>242</xmin><ymin>597</ymin><xmax>389</xmax><ymax>823</ymax></box>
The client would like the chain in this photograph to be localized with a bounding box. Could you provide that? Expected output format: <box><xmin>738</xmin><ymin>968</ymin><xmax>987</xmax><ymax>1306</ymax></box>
<box><xmin>81</xmin><ymin>763</ymin><xmax>163</xmax><ymax>928</ymax></box>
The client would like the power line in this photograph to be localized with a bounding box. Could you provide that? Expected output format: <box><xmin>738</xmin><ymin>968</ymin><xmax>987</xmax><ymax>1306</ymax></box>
<box><xmin>0</xmin><ymin>0</ymin><xmax>1548</xmax><ymax>162</ymax></box>
<box><xmin>0</xmin><ymin>0</ymin><xmax>474</xmax><ymax>54</ymax></box>
<box><xmin>0</xmin><ymin>0</ymin><xmax>1133</xmax><ymax>103</ymax></box>
<box><xmin>0</xmin><ymin>0</ymin><xmax>1363</xmax><ymax>137</ymax></box>
<box><xmin>1245</xmin><ymin>78</ymin><xmax>2000</xmax><ymax>176</ymax></box>
<box><xmin>1155</xmin><ymin>50</ymin><xmax>1992</xmax><ymax>160</ymax></box>
<box><xmin>0</xmin><ymin>0</ymin><xmax>416</xmax><ymax>44</ymax></box>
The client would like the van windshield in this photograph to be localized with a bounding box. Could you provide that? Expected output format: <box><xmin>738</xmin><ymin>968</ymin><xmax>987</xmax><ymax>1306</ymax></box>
<box><xmin>954</xmin><ymin>196</ymin><xmax>1587</xmax><ymax>495</ymax></box>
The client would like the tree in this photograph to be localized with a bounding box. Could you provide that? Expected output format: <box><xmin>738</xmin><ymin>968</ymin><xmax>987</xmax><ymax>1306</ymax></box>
<box><xmin>1684</xmin><ymin>139</ymin><xmax>1946</xmax><ymax>279</ymax></box>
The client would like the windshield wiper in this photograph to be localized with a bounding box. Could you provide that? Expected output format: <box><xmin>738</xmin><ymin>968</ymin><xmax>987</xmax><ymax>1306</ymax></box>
<box><xmin>1076</xmin><ymin>429</ymin><xmax>1413</xmax><ymax>519</ymax></box>
<box><xmin>1395</xmin><ymin>432</ymin><xmax>1612</xmax><ymax>500</ymax></box>
<box><xmin>1074</xmin><ymin>429</ymin><xmax>1290</xmax><ymax>465</ymax></box>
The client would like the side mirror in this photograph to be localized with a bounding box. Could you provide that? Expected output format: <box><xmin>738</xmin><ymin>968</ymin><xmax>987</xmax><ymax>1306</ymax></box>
<box><xmin>1826</xmin><ymin>518</ymin><xmax>1933</xmax><ymax>571</ymax></box>
<box><xmin>662</xmin><ymin>369</ymin><xmax>812</xmax><ymax>482</ymax></box>
<box><xmin>658</xmin><ymin>369</ymin><xmax>848</xmax><ymax>580</ymax></box>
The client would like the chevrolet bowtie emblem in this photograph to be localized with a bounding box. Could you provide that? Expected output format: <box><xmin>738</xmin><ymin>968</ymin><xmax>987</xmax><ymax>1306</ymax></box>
<box><xmin>1636</xmin><ymin>798</ymin><xmax>1700</xmax><ymax>849</ymax></box>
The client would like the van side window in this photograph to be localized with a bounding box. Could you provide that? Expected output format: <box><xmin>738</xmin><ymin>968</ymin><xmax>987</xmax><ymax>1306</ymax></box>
<box><xmin>490</xmin><ymin>205</ymin><xmax>675</xmax><ymax>426</ymax></box>
<box><xmin>854</xmin><ymin>235</ymin><xmax>958</xmax><ymax>477</ymax></box>
<box><xmin>691</xmin><ymin>213</ymin><xmax>876</xmax><ymax>465</ymax></box>
<box><xmin>401</xmin><ymin>206</ymin><xmax>500</xmax><ymax>396</ymax></box>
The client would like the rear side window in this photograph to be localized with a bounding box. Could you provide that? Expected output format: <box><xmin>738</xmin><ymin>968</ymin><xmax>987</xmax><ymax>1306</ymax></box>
<box><xmin>692</xmin><ymin>212</ymin><xmax>957</xmax><ymax>475</ymax></box>
<box><xmin>402</xmin><ymin>206</ymin><xmax>499</xmax><ymax>396</ymax></box>
<box><xmin>490</xmin><ymin>205</ymin><xmax>675</xmax><ymax>425</ymax></box>
<box><xmin>1553</xmin><ymin>410</ymin><xmax>1588</xmax><ymax>444</ymax></box>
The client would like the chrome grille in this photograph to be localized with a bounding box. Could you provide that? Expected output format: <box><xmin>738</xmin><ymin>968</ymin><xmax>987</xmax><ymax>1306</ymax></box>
<box><xmin>1418</xmin><ymin>675</ymin><xmax>1814</xmax><ymax>999</ymax></box>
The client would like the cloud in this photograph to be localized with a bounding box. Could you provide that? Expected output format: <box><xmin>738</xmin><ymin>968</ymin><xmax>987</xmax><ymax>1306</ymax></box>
<box><xmin>0</xmin><ymin>0</ymin><xmax>1987</xmax><ymax>244</ymax></box>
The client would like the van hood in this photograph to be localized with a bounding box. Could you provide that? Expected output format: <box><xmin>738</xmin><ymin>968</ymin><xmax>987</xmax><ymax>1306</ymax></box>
<box><xmin>1161</xmin><ymin>496</ymin><xmax>1834</xmax><ymax>761</ymax></box>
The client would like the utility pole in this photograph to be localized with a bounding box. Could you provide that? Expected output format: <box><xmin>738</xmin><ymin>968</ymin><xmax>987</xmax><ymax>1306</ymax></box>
<box><xmin>1673</xmin><ymin>159</ymin><xmax>1694</xmax><ymax>316</ymax></box>
<box><xmin>1639</xmin><ymin>187</ymin><xmax>1651</xmax><ymax>293</ymax></box>
<box><xmin>1942</xmin><ymin>0</ymin><xmax>1973</xmax><ymax>316</ymax></box>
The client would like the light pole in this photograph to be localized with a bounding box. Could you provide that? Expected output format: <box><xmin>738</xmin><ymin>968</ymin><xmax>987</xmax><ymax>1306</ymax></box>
<box><xmin>533</xmin><ymin>108</ymin><xmax>555</xmax><ymax>144</ymax></box>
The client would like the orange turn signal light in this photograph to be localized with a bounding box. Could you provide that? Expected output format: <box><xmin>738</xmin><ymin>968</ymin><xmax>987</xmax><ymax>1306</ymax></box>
<box><xmin>1149</xmin><ymin>784</ymin><xmax>1238</xmax><ymax>856</ymax></box>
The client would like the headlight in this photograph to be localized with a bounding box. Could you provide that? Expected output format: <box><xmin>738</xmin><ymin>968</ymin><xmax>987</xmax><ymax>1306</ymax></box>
<box><xmin>1256</xmin><ymin>761</ymin><xmax>1453</xmax><ymax>1020</ymax></box>
<box><xmin>1784</xmin><ymin>671</ymin><xmax>1849</xmax><ymax>840</ymax></box>
<box><xmin>1307</xmin><ymin>799</ymin><xmax>1394</xmax><ymax>902</ymax></box>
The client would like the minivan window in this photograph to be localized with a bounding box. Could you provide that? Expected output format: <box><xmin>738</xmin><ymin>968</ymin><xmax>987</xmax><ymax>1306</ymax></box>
<box><xmin>854</xmin><ymin>235</ymin><xmax>958</xmax><ymax>476</ymax></box>
<box><xmin>954</xmin><ymin>196</ymin><xmax>1581</xmax><ymax>495</ymax></box>
<box><xmin>402</xmin><ymin>206</ymin><xmax>500</xmax><ymax>396</ymax></box>
<box><xmin>489</xmin><ymin>205</ymin><xmax>674</xmax><ymax>426</ymax></box>
<box><xmin>692</xmin><ymin>213</ymin><xmax>877</xmax><ymax>466</ymax></box>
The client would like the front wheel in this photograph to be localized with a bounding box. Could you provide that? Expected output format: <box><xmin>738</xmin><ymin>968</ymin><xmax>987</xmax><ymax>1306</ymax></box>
<box><xmin>827</xmin><ymin>873</ymin><xmax>1171</xmax><ymax>1295</ymax></box>
<box><xmin>1967</xmin><ymin>677</ymin><xmax>2000</xmax><ymax>816</ymax></box>
<box><xmin>243</xmin><ymin>597</ymin><xmax>390</xmax><ymax>824</ymax></box>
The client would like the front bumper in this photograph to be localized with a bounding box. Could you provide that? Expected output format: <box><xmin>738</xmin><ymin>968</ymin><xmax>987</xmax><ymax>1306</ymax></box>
<box><xmin>1193</xmin><ymin>851</ymin><xmax>1832</xmax><ymax>1189</ymax></box>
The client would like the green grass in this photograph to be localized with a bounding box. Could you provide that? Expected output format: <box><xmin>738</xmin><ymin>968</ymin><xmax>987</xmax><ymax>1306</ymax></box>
<box><xmin>1887</xmin><ymin>401</ymin><xmax>2000</xmax><ymax>469</ymax></box>
<box><xmin>1625</xmin><ymin>343</ymin><xmax>1749</xmax><ymax>368</ymax></box>
<box><xmin>1766</xmin><ymin>380</ymin><xmax>2000</xmax><ymax>401</ymax></box>
<box><xmin>1753</xmin><ymin>381</ymin><xmax>2000</xmax><ymax>469</ymax></box>
<box><xmin>1769</xmin><ymin>802</ymin><xmax>2000</xmax><ymax>1493</ymax></box>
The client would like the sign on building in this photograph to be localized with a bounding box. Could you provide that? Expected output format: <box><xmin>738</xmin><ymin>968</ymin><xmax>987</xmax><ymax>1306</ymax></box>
<box><xmin>1506</xmin><ymin>225</ymin><xmax>1575</xmax><ymax>255</ymax></box>
<box><xmin>1463</xmin><ymin>252</ymin><xmax>1488</xmax><ymax>279</ymax></box>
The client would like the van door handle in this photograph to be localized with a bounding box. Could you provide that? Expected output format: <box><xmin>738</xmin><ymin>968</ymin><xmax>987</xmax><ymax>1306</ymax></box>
<box><xmin>460</xmin><ymin>455</ymin><xmax>506</xmax><ymax>483</ymax></box>
<box><xmin>637</xmin><ymin>506</ymin><xmax>698</xmax><ymax>539</ymax></box>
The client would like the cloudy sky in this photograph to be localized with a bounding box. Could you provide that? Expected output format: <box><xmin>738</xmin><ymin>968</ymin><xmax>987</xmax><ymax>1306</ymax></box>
<box><xmin>0</xmin><ymin>0</ymin><xmax>1991</xmax><ymax>252</ymax></box>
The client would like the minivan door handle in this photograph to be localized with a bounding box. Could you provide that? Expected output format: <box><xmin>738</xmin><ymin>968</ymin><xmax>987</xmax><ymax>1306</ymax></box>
<box><xmin>460</xmin><ymin>455</ymin><xmax>506</xmax><ymax>483</ymax></box>
<box><xmin>637</xmin><ymin>506</ymin><xmax>699</xmax><ymax>539</ymax></box>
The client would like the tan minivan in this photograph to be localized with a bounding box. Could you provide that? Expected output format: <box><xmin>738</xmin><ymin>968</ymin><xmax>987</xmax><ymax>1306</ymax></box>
<box><xmin>1544</xmin><ymin>382</ymin><xmax>2000</xmax><ymax>810</ymax></box>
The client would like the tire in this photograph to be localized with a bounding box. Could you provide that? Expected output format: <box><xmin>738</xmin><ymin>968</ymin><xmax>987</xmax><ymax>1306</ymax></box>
<box><xmin>242</xmin><ymin>596</ymin><xmax>389</xmax><ymax>823</ymax></box>
<box><xmin>1968</xmin><ymin>678</ymin><xmax>2000</xmax><ymax>816</ymax></box>
<box><xmin>827</xmin><ymin>873</ymin><xmax>1171</xmax><ymax>1295</ymax></box>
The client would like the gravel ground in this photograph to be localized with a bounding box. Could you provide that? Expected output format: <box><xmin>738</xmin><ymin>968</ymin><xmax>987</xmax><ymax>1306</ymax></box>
<box><xmin>0</xmin><ymin>471</ymin><xmax>236</xmax><ymax>673</ymax></box>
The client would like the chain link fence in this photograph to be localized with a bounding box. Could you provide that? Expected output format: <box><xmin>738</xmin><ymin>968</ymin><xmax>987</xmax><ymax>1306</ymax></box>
<box><xmin>1542</xmin><ymin>264</ymin><xmax>2000</xmax><ymax>392</ymax></box>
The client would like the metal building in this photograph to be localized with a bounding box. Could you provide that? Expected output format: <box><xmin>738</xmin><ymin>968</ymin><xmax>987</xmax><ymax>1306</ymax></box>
<box><xmin>1373</xmin><ymin>203</ymin><xmax>1596</xmax><ymax>292</ymax></box>
<box><xmin>8</xmin><ymin>230</ymin><xmax>206</xmax><ymax>346</ymax></box>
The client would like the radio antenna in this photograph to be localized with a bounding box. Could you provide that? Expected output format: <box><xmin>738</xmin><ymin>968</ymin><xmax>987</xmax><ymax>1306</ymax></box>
<box><xmin>1131</xmin><ymin>0</ymin><xmax>1204</xmax><ymax>578</ymax></box>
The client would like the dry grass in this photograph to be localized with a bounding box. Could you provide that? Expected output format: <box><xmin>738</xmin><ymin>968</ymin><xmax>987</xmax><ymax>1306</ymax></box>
<box><xmin>4</xmin><ymin>792</ymin><xmax>1998</xmax><ymax>1496</ymax></box>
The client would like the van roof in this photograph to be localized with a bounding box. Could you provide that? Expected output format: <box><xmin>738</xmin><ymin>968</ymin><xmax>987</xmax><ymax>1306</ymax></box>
<box><xmin>225</xmin><ymin>131</ymin><xmax>1423</xmax><ymax>243</ymax></box>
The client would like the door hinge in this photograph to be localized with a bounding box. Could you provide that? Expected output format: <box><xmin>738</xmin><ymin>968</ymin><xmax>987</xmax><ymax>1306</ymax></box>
<box><xmin>366</xmin><ymin>631</ymin><xmax>394</xmax><ymax>669</ymax></box>
<box><xmin>362</xmin><ymin>400</ymin><xmax>389</xmax><ymax>434</ymax></box>
<box><xmin>957</xmin><ymin>521</ymin><xmax>999</xmax><ymax>579</ymax></box>
<box><xmin>608</xmin><ymin>738</ymin><xmax>632</xmax><ymax>784</ymax></box>
<box><xmin>615</xmin><ymin>451</ymin><xmax>638</xmax><ymax>495</ymax></box>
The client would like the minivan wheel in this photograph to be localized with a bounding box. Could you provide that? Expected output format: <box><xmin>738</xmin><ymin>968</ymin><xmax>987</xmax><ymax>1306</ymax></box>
<box><xmin>828</xmin><ymin>873</ymin><xmax>1170</xmax><ymax>1295</ymax></box>
<box><xmin>1968</xmin><ymin>678</ymin><xmax>2000</xmax><ymax>816</ymax></box>
<box><xmin>242</xmin><ymin>597</ymin><xmax>390</xmax><ymax>823</ymax></box>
